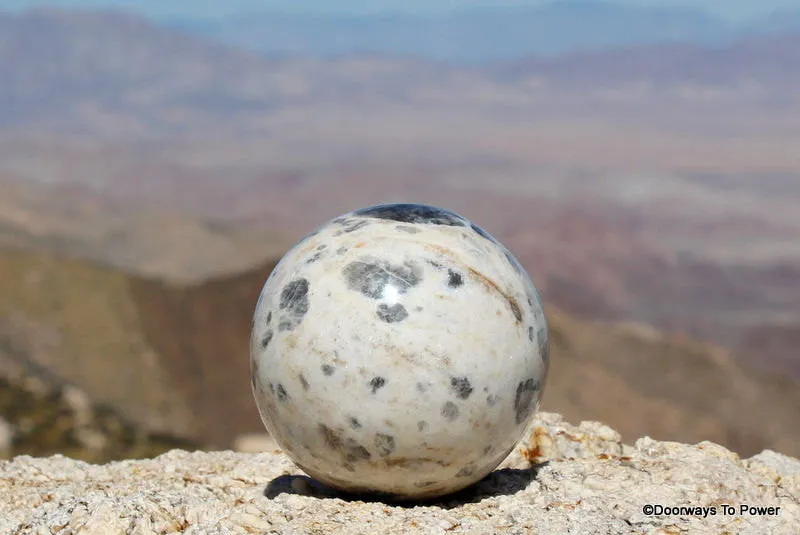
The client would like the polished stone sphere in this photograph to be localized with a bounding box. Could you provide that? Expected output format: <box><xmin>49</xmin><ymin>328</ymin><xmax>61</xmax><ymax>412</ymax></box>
<box><xmin>250</xmin><ymin>203</ymin><xmax>549</xmax><ymax>499</ymax></box>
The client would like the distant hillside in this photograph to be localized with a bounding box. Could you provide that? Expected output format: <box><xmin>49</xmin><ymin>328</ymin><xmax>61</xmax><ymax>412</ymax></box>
<box><xmin>0</xmin><ymin>8</ymin><xmax>798</xmax><ymax>137</ymax></box>
<box><xmin>2</xmin><ymin>247</ymin><xmax>800</xmax><ymax>458</ymax></box>
<box><xmin>543</xmin><ymin>310</ymin><xmax>800</xmax><ymax>457</ymax></box>
<box><xmin>0</xmin><ymin>174</ymin><xmax>291</xmax><ymax>283</ymax></box>
<box><xmin>493</xmin><ymin>32</ymin><xmax>800</xmax><ymax>103</ymax></box>
<box><xmin>0</xmin><ymin>368</ymin><xmax>196</xmax><ymax>462</ymax></box>
<box><xmin>168</xmin><ymin>2</ymin><xmax>731</xmax><ymax>63</ymax></box>
<box><xmin>0</xmin><ymin>247</ymin><xmax>277</xmax><ymax>448</ymax></box>
<box><xmin>0</xmin><ymin>8</ymin><xmax>282</xmax><ymax>134</ymax></box>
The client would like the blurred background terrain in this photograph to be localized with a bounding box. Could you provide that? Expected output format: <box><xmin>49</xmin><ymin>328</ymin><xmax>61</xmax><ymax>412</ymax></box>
<box><xmin>1</xmin><ymin>0</ymin><xmax>799</xmax><ymax>462</ymax></box>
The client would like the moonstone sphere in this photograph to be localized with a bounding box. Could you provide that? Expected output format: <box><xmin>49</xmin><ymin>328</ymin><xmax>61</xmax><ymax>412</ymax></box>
<box><xmin>250</xmin><ymin>203</ymin><xmax>549</xmax><ymax>499</ymax></box>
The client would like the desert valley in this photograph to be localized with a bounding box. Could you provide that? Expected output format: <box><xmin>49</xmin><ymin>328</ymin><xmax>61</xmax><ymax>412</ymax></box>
<box><xmin>1</xmin><ymin>6</ymin><xmax>799</xmax><ymax>462</ymax></box>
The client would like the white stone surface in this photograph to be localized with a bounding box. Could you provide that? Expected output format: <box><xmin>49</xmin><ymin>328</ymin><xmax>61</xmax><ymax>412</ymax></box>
<box><xmin>1</xmin><ymin>412</ymin><xmax>798</xmax><ymax>535</ymax></box>
<box><xmin>251</xmin><ymin>204</ymin><xmax>549</xmax><ymax>498</ymax></box>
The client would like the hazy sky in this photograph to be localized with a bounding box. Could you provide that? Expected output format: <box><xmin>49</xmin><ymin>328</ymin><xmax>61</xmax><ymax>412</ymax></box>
<box><xmin>4</xmin><ymin>0</ymin><xmax>800</xmax><ymax>22</ymax></box>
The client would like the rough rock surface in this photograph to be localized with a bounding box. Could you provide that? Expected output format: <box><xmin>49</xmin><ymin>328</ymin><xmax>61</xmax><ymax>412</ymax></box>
<box><xmin>1</xmin><ymin>412</ymin><xmax>798</xmax><ymax>534</ymax></box>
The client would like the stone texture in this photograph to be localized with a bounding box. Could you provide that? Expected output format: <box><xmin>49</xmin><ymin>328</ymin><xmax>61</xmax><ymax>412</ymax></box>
<box><xmin>1</xmin><ymin>412</ymin><xmax>797</xmax><ymax>534</ymax></box>
<box><xmin>251</xmin><ymin>204</ymin><xmax>549</xmax><ymax>497</ymax></box>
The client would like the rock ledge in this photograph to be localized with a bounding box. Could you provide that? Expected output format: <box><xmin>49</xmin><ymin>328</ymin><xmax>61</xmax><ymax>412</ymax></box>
<box><xmin>1</xmin><ymin>412</ymin><xmax>798</xmax><ymax>534</ymax></box>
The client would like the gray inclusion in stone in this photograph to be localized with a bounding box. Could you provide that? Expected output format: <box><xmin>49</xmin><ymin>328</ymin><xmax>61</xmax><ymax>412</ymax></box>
<box><xmin>342</xmin><ymin>257</ymin><xmax>422</xmax><ymax>300</ymax></box>
<box><xmin>441</xmin><ymin>401</ymin><xmax>460</xmax><ymax>421</ymax></box>
<box><xmin>333</xmin><ymin>218</ymin><xmax>371</xmax><ymax>235</ymax></box>
<box><xmin>538</xmin><ymin>327</ymin><xmax>550</xmax><ymax>365</ymax></box>
<box><xmin>353</xmin><ymin>203</ymin><xmax>466</xmax><ymax>227</ymax></box>
<box><xmin>369</xmin><ymin>376</ymin><xmax>386</xmax><ymax>394</ymax></box>
<box><xmin>513</xmin><ymin>378</ymin><xmax>539</xmax><ymax>424</ymax></box>
<box><xmin>374</xmin><ymin>433</ymin><xmax>396</xmax><ymax>456</ymax></box>
<box><xmin>450</xmin><ymin>376</ymin><xmax>473</xmax><ymax>399</ymax></box>
<box><xmin>470</xmin><ymin>222</ymin><xmax>498</xmax><ymax>244</ymax></box>
<box><xmin>376</xmin><ymin>303</ymin><xmax>409</xmax><ymax>323</ymax></box>
<box><xmin>277</xmin><ymin>278</ymin><xmax>310</xmax><ymax>332</ymax></box>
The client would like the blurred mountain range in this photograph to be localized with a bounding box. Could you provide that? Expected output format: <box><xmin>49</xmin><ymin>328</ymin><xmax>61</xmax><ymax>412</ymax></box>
<box><xmin>0</xmin><ymin>8</ymin><xmax>798</xmax><ymax>375</ymax></box>
<box><xmin>1</xmin><ymin>8</ymin><xmax>798</xmax><ymax>135</ymax></box>
<box><xmin>163</xmin><ymin>1</ymin><xmax>800</xmax><ymax>62</ymax></box>
<box><xmin>0</xmin><ymin>6</ymin><xmax>799</xmax><ymax>460</ymax></box>
<box><xmin>2</xmin><ymin>243</ymin><xmax>799</xmax><ymax>459</ymax></box>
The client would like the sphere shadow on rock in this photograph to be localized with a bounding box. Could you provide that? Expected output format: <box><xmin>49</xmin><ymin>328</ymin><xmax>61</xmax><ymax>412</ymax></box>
<box><xmin>263</xmin><ymin>463</ymin><xmax>548</xmax><ymax>509</ymax></box>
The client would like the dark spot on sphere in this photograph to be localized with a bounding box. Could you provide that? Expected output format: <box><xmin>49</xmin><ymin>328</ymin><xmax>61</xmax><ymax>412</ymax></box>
<box><xmin>306</xmin><ymin>251</ymin><xmax>325</xmax><ymax>264</ymax></box>
<box><xmin>377</xmin><ymin>303</ymin><xmax>409</xmax><ymax>323</ymax></box>
<box><xmin>276</xmin><ymin>384</ymin><xmax>289</xmax><ymax>402</ymax></box>
<box><xmin>450</xmin><ymin>376</ymin><xmax>474</xmax><ymax>399</ymax></box>
<box><xmin>342</xmin><ymin>257</ymin><xmax>422</xmax><ymax>300</ymax></box>
<box><xmin>441</xmin><ymin>401</ymin><xmax>460</xmax><ymax>421</ymax></box>
<box><xmin>505</xmin><ymin>249</ymin><xmax>523</xmax><ymax>275</ymax></box>
<box><xmin>447</xmin><ymin>269</ymin><xmax>463</xmax><ymax>288</ymax></box>
<box><xmin>346</xmin><ymin>220</ymin><xmax>370</xmax><ymax>232</ymax></box>
<box><xmin>260</xmin><ymin>330</ymin><xmax>273</xmax><ymax>349</ymax></box>
<box><xmin>298</xmin><ymin>373</ymin><xmax>309</xmax><ymax>391</ymax></box>
<box><xmin>335</xmin><ymin>219</ymin><xmax>370</xmax><ymax>234</ymax></box>
<box><xmin>374</xmin><ymin>433</ymin><xmax>396</xmax><ymax>456</ymax></box>
<box><xmin>455</xmin><ymin>465</ymin><xmax>476</xmax><ymax>477</ymax></box>
<box><xmin>514</xmin><ymin>378</ymin><xmax>539</xmax><ymax>424</ymax></box>
<box><xmin>538</xmin><ymin>327</ymin><xmax>550</xmax><ymax>365</ymax></box>
<box><xmin>508</xmin><ymin>298</ymin><xmax>523</xmax><ymax>323</ymax></box>
<box><xmin>348</xmin><ymin>417</ymin><xmax>362</xmax><ymax>429</ymax></box>
<box><xmin>345</xmin><ymin>439</ymin><xmax>371</xmax><ymax>462</ymax></box>
<box><xmin>369</xmin><ymin>376</ymin><xmax>386</xmax><ymax>394</ymax></box>
<box><xmin>483</xmin><ymin>445</ymin><xmax>493</xmax><ymax>455</ymax></box>
<box><xmin>278</xmin><ymin>278</ymin><xmax>310</xmax><ymax>332</ymax></box>
<box><xmin>319</xmin><ymin>423</ymin><xmax>341</xmax><ymax>449</ymax></box>
<box><xmin>541</xmin><ymin>342</ymin><xmax>550</xmax><ymax>366</ymax></box>
<box><xmin>470</xmin><ymin>222</ymin><xmax>497</xmax><ymax>243</ymax></box>
<box><xmin>528</xmin><ymin>326</ymin><xmax>535</xmax><ymax>342</ymax></box>
<box><xmin>353</xmin><ymin>203</ymin><xmax>466</xmax><ymax>226</ymax></box>
<box><xmin>417</xmin><ymin>421</ymin><xmax>428</xmax><ymax>431</ymax></box>
<box><xmin>280</xmin><ymin>279</ymin><xmax>309</xmax><ymax>311</ymax></box>
<box><xmin>396</xmin><ymin>225</ymin><xmax>421</xmax><ymax>234</ymax></box>
<box><xmin>266</xmin><ymin>311</ymin><xmax>272</xmax><ymax>324</ymax></box>
<box><xmin>321</xmin><ymin>364</ymin><xmax>335</xmax><ymax>376</ymax></box>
